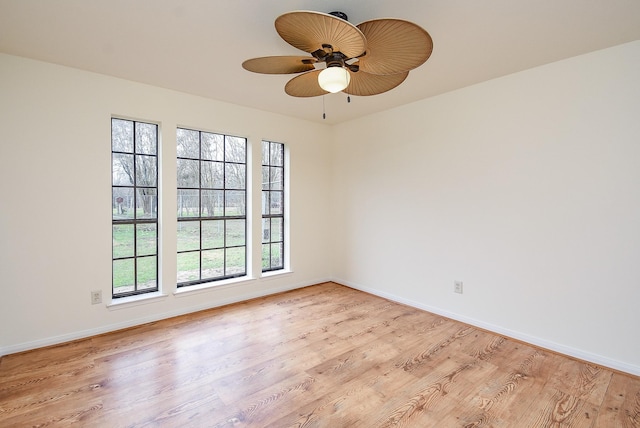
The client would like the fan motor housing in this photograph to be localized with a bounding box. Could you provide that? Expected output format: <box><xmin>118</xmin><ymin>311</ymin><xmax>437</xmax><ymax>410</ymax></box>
<box><xmin>328</xmin><ymin>11</ymin><xmax>348</xmax><ymax>21</ymax></box>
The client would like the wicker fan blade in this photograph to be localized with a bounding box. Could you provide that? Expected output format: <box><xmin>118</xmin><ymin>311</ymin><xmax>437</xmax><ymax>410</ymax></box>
<box><xmin>276</xmin><ymin>11</ymin><xmax>366</xmax><ymax>58</ymax></box>
<box><xmin>356</xmin><ymin>19</ymin><xmax>433</xmax><ymax>75</ymax></box>
<box><xmin>344</xmin><ymin>70</ymin><xmax>409</xmax><ymax>96</ymax></box>
<box><xmin>284</xmin><ymin>70</ymin><xmax>328</xmax><ymax>97</ymax></box>
<box><xmin>242</xmin><ymin>56</ymin><xmax>316</xmax><ymax>74</ymax></box>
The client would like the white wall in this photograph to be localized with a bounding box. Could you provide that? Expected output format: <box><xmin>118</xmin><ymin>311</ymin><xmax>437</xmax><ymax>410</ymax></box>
<box><xmin>0</xmin><ymin>54</ymin><xmax>333</xmax><ymax>354</ymax></box>
<box><xmin>331</xmin><ymin>41</ymin><xmax>640</xmax><ymax>375</ymax></box>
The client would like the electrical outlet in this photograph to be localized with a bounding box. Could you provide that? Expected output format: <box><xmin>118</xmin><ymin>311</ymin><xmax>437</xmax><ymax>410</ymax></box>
<box><xmin>91</xmin><ymin>290</ymin><xmax>102</xmax><ymax>305</ymax></box>
<box><xmin>454</xmin><ymin>281</ymin><xmax>463</xmax><ymax>294</ymax></box>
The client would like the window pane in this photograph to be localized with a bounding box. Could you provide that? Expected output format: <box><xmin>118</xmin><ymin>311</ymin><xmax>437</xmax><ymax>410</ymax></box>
<box><xmin>112</xmin><ymin>119</ymin><xmax>134</xmax><ymax>153</ymax></box>
<box><xmin>177</xmin><ymin>252</ymin><xmax>200</xmax><ymax>283</ymax></box>
<box><xmin>177</xmin><ymin>128</ymin><xmax>199</xmax><ymax>158</ymax></box>
<box><xmin>113</xmin><ymin>187</ymin><xmax>134</xmax><ymax>220</ymax></box>
<box><xmin>225</xmin><ymin>136</ymin><xmax>246</xmax><ymax>163</ymax></box>
<box><xmin>262</xmin><ymin>218</ymin><xmax>271</xmax><ymax>243</ymax></box>
<box><xmin>225</xmin><ymin>190</ymin><xmax>245</xmax><ymax>216</ymax></box>
<box><xmin>113</xmin><ymin>258</ymin><xmax>135</xmax><ymax>291</ymax></box>
<box><xmin>202</xmin><ymin>220</ymin><xmax>224</xmax><ymax>249</ymax></box>
<box><xmin>270</xmin><ymin>191</ymin><xmax>282</xmax><ymax>215</ymax></box>
<box><xmin>177</xmin><ymin>159</ymin><xmax>199</xmax><ymax>188</ymax></box>
<box><xmin>262</xmin><ymin>244</ymin><xmax>270</xmax><ymax>270</ymax></box>
<box><xmin>262</xmin><ymin>166</ymin><xmax>270</xmax><ymax>190</ymax></box>
<box><xmin>270</xmin><ymin>167</ymin><xmax>283</xmax><ymax>190</ymax></box>
<box><xmin>137</xmin><ymin>224</ymin><xmax>157</xmax><ymax>256</ymax></box>
<box><xmin>271</xmin><ymin>217</ymin><xmax>283</xmax><ymax>241</ymax></box>
<box><xmin>135</xmin><ymin>123</ymin><xmax>157</xmax><ymax>155</ymax></box>
<box><xmin>177</xmin><ymin>189</ymin><xmax>199</xmax><ymax>218</ymax></box>
<box><xmin>270</xmin><ymin>143</ymin><xmax>283</xmax><ymax>166</ymax></box>
<box><xmin>137</xmin><ymin>188</ymin><xmax>157</xmax><ymax>219</ymax></box>
<box><xmin>113</xmin><ymin>153</ymin><xmax>134</xmax><ymax>186</ymax></box>
<box><xmin>226</xmin><ymin>219</ymin><xmax>245</xmax><ymax>247</ymax></box>
<box><xmin>261</xmin><ymin>141</ymin><xmax>269</xmax><ymax>165</ymax></box>
<box><xmin>137</xmin><ymin>256</ymin><xmax>157</xmax><ymax>290</ymax></box>
<box><xmin>113</xmin><ymin>224</ymin><xmax>134</xmax><ymax>259</ymax></box>
<box><xmin>225</xmin><ymin>163</ymin><xmax>245</xmax><ymax>189</ymax></box>
<box><xmin>202</xmin><ymin>249</ymin><xmax>224</xmax><ymax>280</ymax></box>
<box><xmin>202</xmin><ymin>132</ymin><xmax>224</xmax><ymax>161</ymax></box>
<box><xmin>202</xmin><ymin>189</ymin><xmax>224</xmax><ymax>217</ymax></box>
<box><xmin>136</xmin><ymin>155</ymin><xmax>157</xmax><ymax>186</ymax></box>
<box><xmin>177</xmin><ymin>221</ymin><xmax>200</xmax><ymax>252</ymax></box>
<box><xmin>270</xmin><ymin>243</ymin><xmax>283</xmax><ymax>269</ymax></box>
<box><xmin>261</xmin><ymin>191</ymin><xmax>269</xmax><ymax>216</ymax></box>
<box><xmin>201</xmin><ymin>161</ymin><xmax>224</xmax><ymax>189</ymax></box>
<box><xmin>225</xmin><ymin>246</ymin><xmax>245</xmax><ymax>276</ymax></box>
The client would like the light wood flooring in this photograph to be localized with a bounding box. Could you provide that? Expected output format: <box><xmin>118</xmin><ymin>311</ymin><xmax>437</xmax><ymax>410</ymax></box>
<box><xmin>1</xmin><ymin>282</ymin><xmax>639</xmax><ymax>427</ymax></box>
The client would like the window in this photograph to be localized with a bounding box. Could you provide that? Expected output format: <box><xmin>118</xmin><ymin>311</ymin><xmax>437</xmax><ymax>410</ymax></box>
<box><xmin>261</xmin><ymin>141</ymin><xmax>285</xmax><ymax>272</ymax></box>
<box><xmin>111</xmin><ymin>118</ymin><xmax>159</xmax><ymax>298</ymax></box>
<box><xmin>177</xmin><ymin>129</ymin><xmax>247</xmax><ymax>286</ymax></box>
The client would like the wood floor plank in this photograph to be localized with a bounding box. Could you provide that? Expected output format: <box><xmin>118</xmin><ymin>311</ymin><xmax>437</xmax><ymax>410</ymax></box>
<box><xmin>216</xmin><ymin>372</ymin><xmax>321</xmax><ymax>427</ymax></box>
<box><xmin>1</xmin><ymin>282</ymin><xmax>639</xmax><ymax>427</ymax></box>
<box><xmin>594</xmin><ymin>372</ymin><xmax>640</xmax><ymax>427</ymax></box>
<box><xmin>211</xmin><ymin>331</ymin><xmax>361</xmax><ymax>406</ymax></box>
<box><xmin>372</xmin><ymin>359</ymin><xmax>491</xmax><ymax>427</ymax></box>
<box><xmin>274</xmin><ymin>349</ymin><xmax>461</xmax><ymax>427</ymax></box>
<box><xmin>547</xmin><ymin>359</ymin><xmax>613</xmax><ymax>407</ymax></box>
<box><xmin>450</xmin><ymin>346</ymin><xmax>561</xmax><ymax>426</ymax></box>
<box><xmin>514</xmin><ymin>386</ymin><xmax>599</xmax><ymax>427</ymax></box>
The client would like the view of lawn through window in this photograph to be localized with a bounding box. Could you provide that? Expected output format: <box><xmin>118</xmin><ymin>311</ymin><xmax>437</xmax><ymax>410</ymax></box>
<box><xmin>177</xmin><ymin>128</ymin><xmax>247</xmax><ymax>286</ymax></box>
<box><xmin>262</xmin><ymin>141</ymin><xmax>285</xmax><ymax>272</ymax></box>
<box><xmin>111</xmin><ymin>118</ymin><xmax>159</xmax><ymax>297</ymax></box>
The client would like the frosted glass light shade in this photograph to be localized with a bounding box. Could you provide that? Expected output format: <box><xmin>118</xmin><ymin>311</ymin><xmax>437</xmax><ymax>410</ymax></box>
<box><xmin>318</xmin><ymin>67</ymin><xmax>351</xmax><ymax>93</ymax></box>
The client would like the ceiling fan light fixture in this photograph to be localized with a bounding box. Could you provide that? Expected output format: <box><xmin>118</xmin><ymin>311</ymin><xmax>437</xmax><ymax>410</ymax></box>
<box><xmin>318</xmin><ymin>66</ymin><xmax>350</xmax><ymax>93</ymax></box>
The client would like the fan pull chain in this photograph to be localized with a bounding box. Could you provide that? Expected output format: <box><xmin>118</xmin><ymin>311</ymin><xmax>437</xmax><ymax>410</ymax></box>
<box><xmin>322</xmin><ymin>96</ymin><xmax>326</xmax><ymax>120</ymax></box>
<box><xmin>321</xmin><ymin>94</ymin><xmax>350</xmax><ymax>120</ymax></box>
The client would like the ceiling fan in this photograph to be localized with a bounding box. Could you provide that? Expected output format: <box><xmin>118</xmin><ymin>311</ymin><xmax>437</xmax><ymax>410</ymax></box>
<box><xmin>242</xmin><ymin>10</ymin><xmax>433</xmax><ymax>97</ymax></box>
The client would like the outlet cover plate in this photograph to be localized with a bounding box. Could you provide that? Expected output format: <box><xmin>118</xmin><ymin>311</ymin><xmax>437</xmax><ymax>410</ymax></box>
<box><xmin>91</xmin><ymin>290</ymin><xmax>102</xmax><ymax>304</ymax></box>
<box><xmin>454</xmin><ymin>281</ymin><xmax>463</xmax><ymax>294</ymax></box>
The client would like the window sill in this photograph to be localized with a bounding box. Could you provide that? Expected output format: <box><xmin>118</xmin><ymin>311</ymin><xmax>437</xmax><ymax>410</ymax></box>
<box><xmin>173</xmin><ymin>275</ymin><xmax>257</xmax><ymax>298</ymax></box>
<box><xmin>107</xmin><ymin>291</ymin><xmax>169</xmax><ymax>310</ymax></box>
<box><xmin>261</xmin><ymin>269</ymin><xmax>293</xmax><ymax>280</ymax></box>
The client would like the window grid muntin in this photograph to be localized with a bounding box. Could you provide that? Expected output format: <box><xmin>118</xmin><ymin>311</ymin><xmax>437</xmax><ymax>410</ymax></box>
<box><xmin>177</xmin><ymin>129</ymin><xmax>247</xmax><ymax>286</ymax></box>
<box><xmin>112</xmin><ymin>118</ymin><xmax>159</xmax><ymax>298</ymax></box>
<box><xmin>262</xmin><ymin>141</ymin><xmax>285</xmax><ymax>272</ymax></box>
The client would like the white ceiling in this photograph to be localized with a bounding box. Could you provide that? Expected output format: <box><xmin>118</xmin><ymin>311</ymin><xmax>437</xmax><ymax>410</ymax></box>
<box><xmin>1</xmin><ymin>0</ymin><xmax>640</xmax><ymax>124</ymax></box>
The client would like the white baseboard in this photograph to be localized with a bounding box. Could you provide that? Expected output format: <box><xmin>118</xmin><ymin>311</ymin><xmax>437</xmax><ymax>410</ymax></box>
<box><xmin>6</xmin><ymin>277</ymin><xmax>637</xmax><ymax>378</ymax></box>
<box><xmin>0</xmin><ymin>278</ymin><xmax>329</xmax><ymax>357</ymax></box>
<box><xmin>333</xmin><ymin>277</ymin><xmax>640</xmax><ymax>377</ymax></box>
